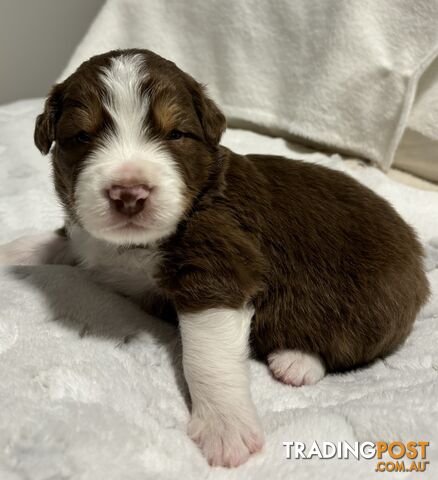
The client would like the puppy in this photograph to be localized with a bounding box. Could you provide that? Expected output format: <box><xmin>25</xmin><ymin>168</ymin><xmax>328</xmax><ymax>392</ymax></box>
<box><xmin>1</xmin><ymin>49</ymin><xmax>429</xmax><ymax>467</ymax></box>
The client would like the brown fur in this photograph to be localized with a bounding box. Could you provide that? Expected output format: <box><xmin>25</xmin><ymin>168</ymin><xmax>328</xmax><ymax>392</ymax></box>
<box><xmin>159</xmin><ymin>150</ymin><xmax>429</xmax><ymax>371</ymax></box>
<box><xmin>35</xmin><ymin>49</ymin><xmax>430</xmax><ymax>373</ymax></box>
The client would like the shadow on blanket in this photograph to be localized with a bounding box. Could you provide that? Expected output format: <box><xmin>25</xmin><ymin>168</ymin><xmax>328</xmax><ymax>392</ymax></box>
<box><xmin>9</xmin><ymin>264</ymin><xmax>190</xmax><ymax>407</ymax></box>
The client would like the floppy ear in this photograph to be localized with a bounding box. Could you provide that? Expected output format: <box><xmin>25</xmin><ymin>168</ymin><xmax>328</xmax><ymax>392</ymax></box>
<box><xmin>34</xmin><ymin>84</ymin><xmax>63</xmax><ymax>155</ymax></box>
<box><xmin>191</xmin><ymin>83</ymin><xmax>226</xmax><ymax>146</ymax></box>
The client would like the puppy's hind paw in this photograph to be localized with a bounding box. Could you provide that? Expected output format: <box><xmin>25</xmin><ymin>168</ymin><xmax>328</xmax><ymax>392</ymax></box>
<box><xmin>268</xmin><ymin>349</ymin><xmax>325</xmax><ymax>386</ymax></box>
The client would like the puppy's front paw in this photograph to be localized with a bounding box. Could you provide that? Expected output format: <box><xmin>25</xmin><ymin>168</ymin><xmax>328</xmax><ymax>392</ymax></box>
<box><xmin>0</xmin><ymin>240</ymin><xmax>20</xmax><ymax>265</ymax></box>
<box><xmin>0</xmin><ymin>233</ymin><xmax>68</xmax><ymax>266</ymax></box>
<box><xmin>188</xmin><ymin>412</ymin><xmax>264</xmax><ymax>467</ymax></box>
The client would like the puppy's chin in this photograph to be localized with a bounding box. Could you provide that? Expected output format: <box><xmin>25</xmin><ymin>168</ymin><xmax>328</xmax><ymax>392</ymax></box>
<box><xmin>83</xmin><ymin>220</ymin><xmax>178</xmax><ymax>247</ymax></box>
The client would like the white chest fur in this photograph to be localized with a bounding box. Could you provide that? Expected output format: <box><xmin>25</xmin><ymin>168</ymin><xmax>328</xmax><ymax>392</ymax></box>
<box><xmin>68</xmin><ymin>224</ymin><xmax>161</xmax><ymax>298</ymax></box>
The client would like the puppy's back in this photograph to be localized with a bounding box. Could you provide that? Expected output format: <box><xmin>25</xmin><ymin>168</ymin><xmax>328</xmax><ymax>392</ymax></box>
<box><xmin>225</xmin><ymin>152</ymin><xmax>429</xmax><ymax>369</ymax></box>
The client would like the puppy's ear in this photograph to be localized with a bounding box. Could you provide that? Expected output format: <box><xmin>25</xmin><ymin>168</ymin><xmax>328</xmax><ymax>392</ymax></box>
<box><xmin>191</xmin><ymin>83</ymin><xmax>226</xmax><ymax>146</ymax></box>
<box><xmin>34</xmin><ymin>84</ymin><xmax>63</xmax><ymax>155</ymax></box>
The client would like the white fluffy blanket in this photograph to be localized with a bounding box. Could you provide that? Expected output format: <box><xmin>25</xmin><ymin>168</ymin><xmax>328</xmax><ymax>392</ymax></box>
<box><xmin>61</xmin><ymin>0</ymin><xmax>438</xmax><ymax>173</ymax></box>
<box><xmin>0</xmin><ymin>99</ymin><xmax>437</xmax><ymax>479</ymax></box>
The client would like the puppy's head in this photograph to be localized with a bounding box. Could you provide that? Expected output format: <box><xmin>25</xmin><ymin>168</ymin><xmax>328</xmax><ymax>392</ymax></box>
<box><xmin>34</xmin><ymin>49</ymin><xmax>226</xmax><ymax>245</ymax></box>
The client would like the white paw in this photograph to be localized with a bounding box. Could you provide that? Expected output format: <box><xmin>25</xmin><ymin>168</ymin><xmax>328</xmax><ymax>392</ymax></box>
<box><xmin>0</xmin><ymin>233</ymin><xmax>70</xmax><ymax>266</ymax></box>
<box><xmin>0</xmin><ymin>239</ymin><xmax>27</xmax><ymax>265</ymax></box>
<box><xmin>268</xmin><ymin>349</ymin><xmax>325</xmax><ymax>386</ymax></box>
<box><xmin>188</xmin><ymin>412</ymin><xmax>264</xmax><ymax>467</ymax></box>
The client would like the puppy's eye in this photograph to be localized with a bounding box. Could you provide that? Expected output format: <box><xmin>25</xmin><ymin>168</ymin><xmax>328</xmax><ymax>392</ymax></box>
<box><xmin>75</xmin><ymin>131</ymin><xmax>91</xmax><ymax>144</ymax></box>
<box><xmin>168</xmin><ymin>129</ymin><xmax>183</xmax><ymax>140</ymax></box>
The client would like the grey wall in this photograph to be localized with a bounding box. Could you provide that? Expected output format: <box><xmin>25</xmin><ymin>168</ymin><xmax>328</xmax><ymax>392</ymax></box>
<box><xmin>0</xmin><ymin>0</ymin><xmax>104</xmax><ymax>104</ymax></box>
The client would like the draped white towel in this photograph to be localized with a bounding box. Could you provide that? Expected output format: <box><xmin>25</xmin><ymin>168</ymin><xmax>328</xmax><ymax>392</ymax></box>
<box><xmin>59</xmin><ymin>0</ymin><xmax>438</xmax><ymax>176</ymax></box>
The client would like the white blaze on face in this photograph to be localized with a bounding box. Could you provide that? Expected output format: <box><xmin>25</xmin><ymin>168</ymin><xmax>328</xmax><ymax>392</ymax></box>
<box><xmin>75</xmin><ymin>53</ymin><xmax>185</xmax><ymax>246</ymax></box>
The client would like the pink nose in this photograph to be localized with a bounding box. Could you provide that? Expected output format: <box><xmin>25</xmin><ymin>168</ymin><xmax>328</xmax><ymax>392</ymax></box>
<box><xmin>108</xmin><ymin>184</ymin><xmax>150</xmax><ymax>217</ymax></box>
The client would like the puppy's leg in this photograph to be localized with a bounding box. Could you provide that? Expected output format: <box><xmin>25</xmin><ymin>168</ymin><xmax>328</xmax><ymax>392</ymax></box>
<box><xmin>179</xmin><ymin>306</ymin><xmax>264</xmax><ymax>468</ymax></box>
<box><xmin>0</xmin><ymin>230</ymin><xmax>74</xmax><ymax>266</ymax></box>
<box><xmin>267</xmin><ymin>349</ymin><xmax>325</xmax><ymax>386</ymax></box>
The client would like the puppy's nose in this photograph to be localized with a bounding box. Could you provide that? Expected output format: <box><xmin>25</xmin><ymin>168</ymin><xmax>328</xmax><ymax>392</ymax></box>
<box><xmin>108</xmin><ymin>184</ymin><xmax>150</xmax><ymax>217</ymax></box>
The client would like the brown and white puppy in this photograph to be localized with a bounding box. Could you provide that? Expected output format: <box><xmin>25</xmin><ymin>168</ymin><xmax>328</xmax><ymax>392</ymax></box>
<box><xmin>0</xmin><ymin>49</ymin><xmax>430</xmax><ymax>467</ymax></box>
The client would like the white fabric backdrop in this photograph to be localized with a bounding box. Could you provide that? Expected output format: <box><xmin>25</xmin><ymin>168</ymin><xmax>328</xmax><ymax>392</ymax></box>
<box><xmin>60</xmin><ymin>0</ymin><xmax>438</xmax><ymax>174</ymax></box>
<box><xmin>395</xmin><ymin>57</ymin><xmax>438</xmax><ymax>181</ymax></box>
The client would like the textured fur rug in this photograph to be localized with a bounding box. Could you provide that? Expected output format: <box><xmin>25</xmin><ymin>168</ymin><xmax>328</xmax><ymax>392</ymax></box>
<box><xmin>0</xmin><ymin>99</ymin><xmax>437</xmax><ymax>479</ymax></box>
